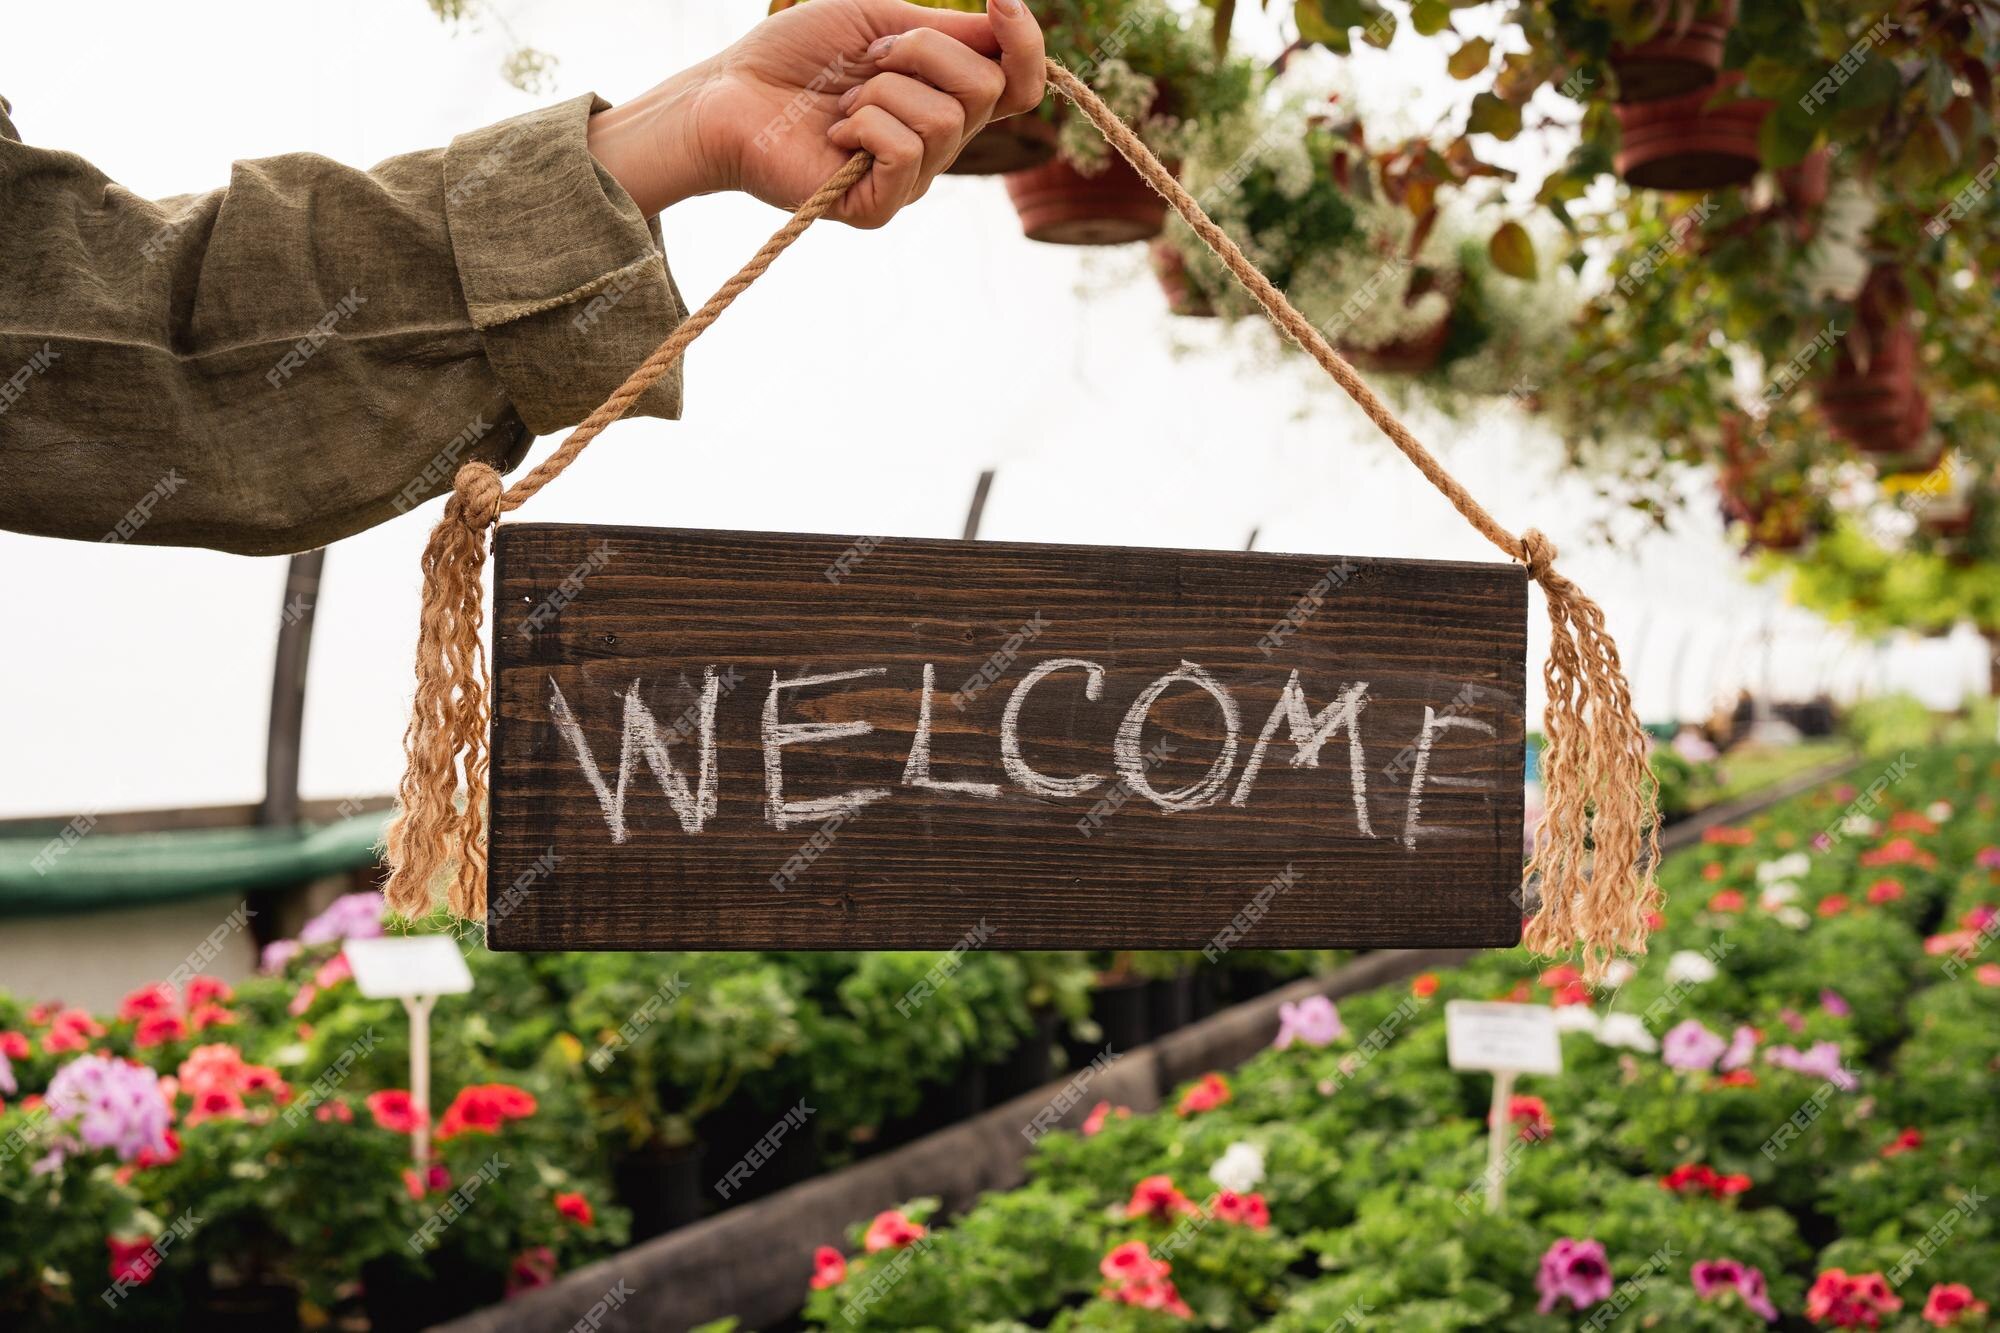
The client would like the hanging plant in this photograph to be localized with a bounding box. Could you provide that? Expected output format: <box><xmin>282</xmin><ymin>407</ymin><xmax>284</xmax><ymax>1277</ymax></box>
<box><xmin>1613</xmin><ymin>73</ymin><xmax>1769</xmax><ymax>190</ymax></box>
<box><xmin>1607</xmin><ymin>0</ymin><xmax>1739</xmax><ymax>104</ymax></box>
<box><xmin>1146</xmin><ymin>236</ymin><xmax>1216</xmax><ymax>315</ymax></box>
<box><xmin>1817</xmin><ymin>264</ymin><xmax>1931</xmax><ymax>463</ymax></box>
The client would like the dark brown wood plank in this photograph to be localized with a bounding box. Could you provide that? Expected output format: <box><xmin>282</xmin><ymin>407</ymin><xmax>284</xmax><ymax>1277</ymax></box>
<box><xmin>486</xmin><ymin>523</ymin><xmax>1526</xmax><ymax>952</ymax></box>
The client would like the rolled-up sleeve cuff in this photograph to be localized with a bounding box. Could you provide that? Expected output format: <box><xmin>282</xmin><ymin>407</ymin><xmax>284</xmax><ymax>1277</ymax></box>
<box><xmin>443</xmin><ymin>93</ymin><xmax>687</xmax><ymax>434</ymax></box>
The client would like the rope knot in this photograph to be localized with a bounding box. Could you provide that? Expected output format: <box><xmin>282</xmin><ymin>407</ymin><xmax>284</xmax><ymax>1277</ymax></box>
<box><xmin>448</xmin><ymin>462</ymin><xmax>504</xmax><ymax>532</ymax></box>
<box><xmin>1518</xmin><ymin>528</ymin><xmax>1558</xmax><ymax>582</ymax></box>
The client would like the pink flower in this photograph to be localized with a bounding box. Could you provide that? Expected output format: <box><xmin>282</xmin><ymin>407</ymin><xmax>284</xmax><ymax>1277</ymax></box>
<box><xmin>1211</xmin><ymin>1190</ymin><xmax>1270</xmax><ymax>1228</ymax></box>
<box><xmin>366</xmin><ymin>1090</ymin><xmax>426</xmax><ymax>1135</ymax></box>
<box><xmin>313</xmin><ymin>1100</ymin><xmax>354</xmax><ymax>1123</ymax></box>
<box><xmin>1807</xmin><ymin>1269</ymin><xmax>1901</xmax><ymax>1327</ymax></box>
<box><xmin>1926</xmin><ymin>931</ymin><xmax>1978</xmax><ymax>959</ymax></box>
<box><xmin>1819</xmin><ymin>894</ymin><xmax>1852</xmax><ymax>917</ymax></box>
<box><xmin>1692</xmin><ymin>1259</ymin><xmax>1778</xmax><ymax>1321</ymax></box>
<box><xmin>118</xmin><ymin>985</ymin><xmax>177</xmax><ymax>1022</ymax></box>
<box><xmin>132</xmin><ymin>1014</ymin><xmax>188</xmax><ymax>1049</ymax></box>
<box><xmin>184</xmin><ymin>976</ymin><xmax>233</xmax><ymax>1008</ymax></box>
<box><xmin>863</xmin><ymin>1209</ymin><xmax>926</xmax><ymax>1253</ymax></box>
<box><xmin>1766</xmin><ymin>1041</ymin><xmax>1858</xmax><ymax>1090</ymax></box>
<box><xmin>0</xmin><ymin>1031</ymin><xmax>28</xmax><ymax>1061</ymax></box>
<box><xmin>1962</xmin><ymin>905</ymin><xmax>1998</xmax><ymax>931</ymax></box>
<box><xmin>1176</xmin><ymin>1073</ymin><xmax>1230</xmax><ymax>1116</ymax></box>
<box><xmin>505</xmin><ymin>1245</ymin><xmax>557</xmax><ymax>1296</ymax></box>
<box><xmin>1866</xmin><ymin>879</ymin><xmax>1905</xmax><ymax>905</ymax></box>
<box><xmin>1663</xmin><ymin>1020</ymin><xmax>1728</xmax><ymax>1071</ymax></box>
<box><xmin>1708</xmin><ymin>889</ymin><xmax>1746</xmax><ymax>913</ymax></box>
<box><xmin>809</xmin><ymin>1245</ymin><xmax>847</xmax><ymax>1289</ymax></box>
<box><xmin>1081</xmin><ymin>1101</ymin><xmax>1129</xmax><ymax>1137</ymax></box>
<box><xmin>1861</xmin><ymin>838</ymin><xmax>1935</xmax><ymax>868</ymax></box>
<box><xmin>403</xmin><ymin>1163</ymin><xmax>451</xmax><ymax>1199</ymax></box>
<box><xmin>1720</xmin><ymin>1025</ymin><xmax>1760</xmax><ymax>1071</ymax></box>
<box><xmin>187</xmin><ymin>1003</ymin><xmax>235</xmax><ymax>1032</ymax></box>
<box><xmin>1536</xmin><ymin>1238</ymin><xmax>1614</xmax><ymax>1313</ymax></box>
<box><xmin>107</xmin><ymin>1236</ymin><xmax>160</xmax><ymax>1287</ymax></box>
<box><xmin>1820</xmin><ymin>989</ymin><xmax>1851</xmax><ymax>1018</ymax></box>
<box><xmin>1922</xmin><ymin>1283</ymin><xmax>1988</xmax><ymax>1327</ymax></box>
<box><xmin>1100</xmin><ymin>1240</ymin><xmax>1169</xmax><ymax>1285</ymax></box>
<box><xmin>1273</xmin><ymin>996</ymin><xmax>1343</xmax><ymax>1050</ymax></box>
<box><xmin>1500</xmin><ymin>1094</ymin><xmax>1554</xmax><ymax>1142</ymax></box>
<box><xmin>1103</xmin><ymin>1275</ymin><xmax>1193</xmax><ymax>1319</ymax></box>
<box><xmin>1125</xmin><ymin>1175</ymin><xmax>1201</xmax><ymax>1220</ymax></box>
<box><xmin>1975</xmin><ymin>964</ymin><xmax>2000</xmax><ymax>988</ymax></box>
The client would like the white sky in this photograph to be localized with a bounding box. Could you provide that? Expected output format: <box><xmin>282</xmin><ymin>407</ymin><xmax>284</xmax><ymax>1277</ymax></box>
<box><xmin>0</xmin><ymin>0</ymin><xmax>1980</xmax><ymax>819</ymax></box>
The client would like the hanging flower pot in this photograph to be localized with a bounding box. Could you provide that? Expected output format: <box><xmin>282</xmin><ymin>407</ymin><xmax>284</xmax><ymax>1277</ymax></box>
<box><xmin>1337</xmin><ymin>270</ymin><xmax>1455</xmax><ymax>375</ymax></box>
<box><xmin>1615</xmin><ymin>74</ymin><xmax>1769</xmax><ymax>190</ymax></box>
<box><xmin>948</xmin><ymin>113</ymin><xmax>1059</xmax><ymax>176</ymax></box>
<box><xmin>1777</xmin><ymin>147</ymin><xmax>1830</xmax><ymax>213</ymax></box>
<box><xmin>1147</xmin><ymin>238</ymin><xmax>1215</xmax><ymax>316</ymax></box>
<box><xmin>1818</xmin><ymin>267</ymin><xmax>1930</xmax><ymax>459</ymax></box>
<box><xmin>1610</xmin><ymin>0</ymin><xmax>1739</xmax><ymax>103</ymax></box>
<box><xmin>1005</xmin><ymin>152</ymin><xmax>1168</xmax><ymax>245</ymax></box>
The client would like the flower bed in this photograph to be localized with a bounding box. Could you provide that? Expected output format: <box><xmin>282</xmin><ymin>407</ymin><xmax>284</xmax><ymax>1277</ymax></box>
<box><xmin>0</xmin><ymin>904</ymin><xmax>1335</xmax><ymax>1327</ymax></box>
<box><xmin>782</xmin><ymin>745</ymin><xmax>1999</xmax><ymax>1330</ymax></box>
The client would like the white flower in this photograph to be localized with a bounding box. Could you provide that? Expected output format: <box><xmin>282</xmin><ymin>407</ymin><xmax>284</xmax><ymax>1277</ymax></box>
<box><xmin>1665</xmin><ymin>951</ymin><xmax>1718</xmax><ymax>986</ymax></box>
<box><xmin>1775</xmin><ymin>905</ymin><xmax>1812</xmax><ymax>930</ymax></box>
<box><xmin>1594</xmin><ymin>1012</ymin><xmax>1658</xmax><ymax>1053</ymax></box>
<box><xmin>1601</xmin><ymin>959</ymin><xmax>1638</xmax><ymax>988</ymax></box>
<box><xmin>1840</xmin><ymin>813</ymin><xmax>1879</xmax><ymax>838</ymax></box>
<box><xmin>1555</xmin><ymin>1005</ymin><xmax>1600</xmax><ymax>1034</ymax></box>
<box><xmin>1757</xmin><ymin>853</ymin><xmax>1811</xmax><ymax>885</ymax></box>
<box><xmin>1209</xmin><ymin>1141</ymin><xmax>1265</xmax><ymax>1194</ymax></box>
<box><xmin>1760</xmin><ymin>881</ymin><xmax>1801</xmax><ymax>907</ymax></box>
<box><xmin>1928</xmin><ymin>801</ymin><xmax>1953</xmax><ymax>822</ymax></box>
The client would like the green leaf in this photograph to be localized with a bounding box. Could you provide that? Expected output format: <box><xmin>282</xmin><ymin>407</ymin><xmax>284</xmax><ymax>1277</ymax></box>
<box><xmin>1410</xmin><ymin>0</ymin><xmax>1452</xmax><ymax>35</ymax></box>
<box><xmin>1293</xmin><ymin>0</ymin><xmax>1347</xmax><ymax>46</ymax></box>
<box><xmin>1447</xmin><ymin>37</ymin><xmax>1492</xmax><ymax>80</ymax></box>
<box><xmin>1488</xmin><ymin>220</ymin><xmax>1538</xmax><ymax>280</ymax></box>
<box><xmin>1758</xmin><ymin>104</ymin><xmax>1819</xmax><ymax>170</ymax></box>
<box><xmin>1466</xmin><ymin>92</ymin><xmax>1523</xmax><ymax>140</ymax></box>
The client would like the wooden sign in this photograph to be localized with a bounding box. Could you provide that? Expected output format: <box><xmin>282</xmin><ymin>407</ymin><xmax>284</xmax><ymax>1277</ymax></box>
<box><xmin>485</xmin><ymin>524</ymin><xmax>1526</xmax><ymax>952</ymax></box>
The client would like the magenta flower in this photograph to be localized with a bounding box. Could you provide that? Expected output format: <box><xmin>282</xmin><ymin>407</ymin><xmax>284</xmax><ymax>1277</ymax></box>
<box><xmin>259</xmin><ymin>939</ymin><xmax>301</xmax><ymax>974</ymax></box>
<box><xmin>1819</xmin><ymin>989</ymin><xmax>1851</xmax><ymax>1018</ymax></box>
<box><xmin>1693</xmin><ymin>1259</ymin><xmax>1778</xmax><ymax>1321</ymax></box>
<box><xmin>1273</xmin><ymin>996</ymin><xmax>1343</xmax><ymax>1050</ymax></box>
<box><xmin>0</xmin><ymin>1048</ymin><xmax>15</xmax><ymax>1097</ymax></box>
<box><xmin>298</xmin><ymin>891</ymin><xmax>385</xmax><ymax>947</ymax></box>
<box><xmin>41</xmin><ymin>1054</ymin><xmax>172</xmax><ymax>1166</ymax></box>
<box><xmin>1765</xmin><ymin>1041</ymin><xmax>1858</xmax><ymax>1090</ymax></box>
<box><xmin>1977</xmin><ymin>846</ymin><xmax>2000</xmax><ymax>870</ymax></box>
<box><xmin>1662</xmin><ymin>1020</ymin><xmax>1728</xmax><ymax>1071</ymax></box>
<box><xmin>1719</xmin><ymin>1025</ymin><xmax>1759</xmax><ymax>1071</ymax></box>
<box><xmin>1537</xmin><ymin>1238</ymin><xmax>1614</xmax><ymax>1313</ymax></box>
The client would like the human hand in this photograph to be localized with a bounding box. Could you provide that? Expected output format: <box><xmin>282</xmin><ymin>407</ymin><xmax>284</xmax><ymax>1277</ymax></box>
<box><xmin>588</xmin><ymin>0</ymin><xmax>1046</xmax><ymax>227</ymax></box>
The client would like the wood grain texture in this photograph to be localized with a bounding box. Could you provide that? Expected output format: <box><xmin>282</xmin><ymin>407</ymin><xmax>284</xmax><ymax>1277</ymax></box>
<box><xmin>487</xmin><ymin>523</ymin><xmax>1526</xmax><ymax>952</ymax></box>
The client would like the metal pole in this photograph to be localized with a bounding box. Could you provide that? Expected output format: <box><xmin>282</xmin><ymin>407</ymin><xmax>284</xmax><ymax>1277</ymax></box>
<box><xmin>962</xmin><ymin>470</ymin><xmax>996</xmax><ymax>542</ymax></box>
<box><xmin>260</xmin><ymin>548</ymin><xmax>325</xmax><ymax>829</ymax></box>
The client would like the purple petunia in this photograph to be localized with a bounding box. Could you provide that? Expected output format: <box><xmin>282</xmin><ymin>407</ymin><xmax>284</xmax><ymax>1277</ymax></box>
<box><xmin>297</xmin><ymin>892</ymin><xmax>386</xmax><ymax>948</ymax></box>
<box><xmin>1765</xmin><ymin>1040</ymin><xmax>1859</xmax><ymax>1090</ymax></box>
<box><xmin>1662</xmin><ymin>1020</ymin><xmax>1728</xmax><ymax>1072</ymax></box>
<box><xmin>1273</xmin><ymin>996</ymin><xmax>1343</xmax><ymax>1050</ymax></box>
<box><xmin>259</xmin><ymin>939</ymin><xmax>302</xmax><ymax>974</ymax></box>
<box><xmin>1719</xmin><ymin>1025</ymin><xmax>1759</xmax><ymax>1072</ymax></box>
<box><xmin>1537</xmin><ymin>1238</ymin><xmax>1614</xmax><ymax>1313</ymax></box>
<box><xmin>40</xmin><ymin>1054</ymin><xmax>172</xmax><ymax>1166</ymax></box>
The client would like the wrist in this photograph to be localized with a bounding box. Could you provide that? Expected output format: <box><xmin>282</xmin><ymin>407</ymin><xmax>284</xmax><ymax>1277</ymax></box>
<box><xmin>587</xmin><ymin>62</ymin><xmax>727</xmax><ymax>217</ymax></box>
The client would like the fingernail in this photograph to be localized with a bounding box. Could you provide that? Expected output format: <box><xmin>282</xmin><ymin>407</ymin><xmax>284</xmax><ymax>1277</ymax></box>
<box><xmin>837</xmin><ymin>85</ymin><xmax>861</xmax><ymax>112</ymax></box>
<box><xmin>991</xmin><ymin>0</ymin><xmax>1023</xmax><ymax>14</ymax></box>
<box><xmin>828</xmin><ymin>117</ymin><xmax>851</xmax><ymax>139</ymax></box>
<box><xmin>866</xmin><ymin>34</ymin><xmax>897</xmax><ymax>60</ymax></box>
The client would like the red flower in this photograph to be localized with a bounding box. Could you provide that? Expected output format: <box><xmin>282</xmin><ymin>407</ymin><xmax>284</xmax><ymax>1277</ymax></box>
<box><xmin>1926</xmin><ymin>932</ymin><xmax>1979</xmax><ymax>959</ymax></box>
<box><xmin>1645</xmin><ymin>909</ymin><xmax>1666</xmax><ymax>930</ymax></box>
<box><xmin>1104</xmin><ymin>1275</ymin><xmax>1194</xmax><ymax>1319</ymax></box>
<box><xmin>132</xmin><ymin>1014</ymin><xmax>188</xmax><ymax>1049</ymax></box>
<box><xmin>1081</xmin><ymin>1101</ymin><xmax>1129</xmax><ymax>1137</ymax></box>
<box><xmin>1922</xmin><ymin>1283</ymin><xmax>1988</xmax><ymax>1327</ymax></box>
<box><xmin>187</xmin><ymin>1004</ymin><xmax>236</xmax><ymax>1032</ymax></box>
<box><xmin>1976</xmin><ymin>964</ymin><xmax>2000</xmax><ymax>988</ymax></box>
<box><xmin>810</xmin><ymin>1245</ymin><xmax>848</xmax><ymax>1290</ymax></box>
<box><xmin>314</xmin><ymin>1100</ymin><xmax>354</xmax><ymax>1123</ymax></box>
<box><xmin>403</xmin><ymin>1163</ymin><xmax>451</xmax><ymax>1200</ymax></box>
<box><xmin>1808</xmin><ymin>1268</ymin><xmax>1903</xmax><ymax>1327</ymax></box>
<box><xmin>1861</xmin><ymin>838</ymin><xmax>1936</xmax><ymax>869</ymax></box>
<box><xmin>1704</xmin><ymin>826</ymin><xmax>1755</xmax><ymax>846</ymax></box>
<box><xmin>133</xmin><ymin>1129</ymin><xmax>180</xmax><ymax>1169</ymax></box>
<box><xmin>1550</xmin><ymin>980</ymin><xmax>1592</xmax><ymax>1008</ymax></box>
<box><xmin>367</xmin><ymin>1089</ymin><xmax>426</xmax><ymax>1135</ymax></box>
<box><xmin>1881</xmin><ymin>1128</ymin><xmax>1923</xmax><ymax>1158</ymax></box>
<box><xmin>1715</xmin><ymin>1069</ymin><xmax>1759</xmax><ymax>1088</ymax></box>
<box><xmin>1100</xmin><ymin>1240</ymin><xmax>1170</xmax><ymax>1285</ymax></box>
<box><xmin>1701</xmin><ymin>861</ymin><xmax>1725</xmax><ymax>881</ymax></box>
<box><xmin>436</xmin><ymin>1083</ymin><xmax>538</xmax><ymax>1140</ymax></box>
<box><xmin>184</xmin><ymin>975</ymin><xmax>233</xmax><ymax>1008</ymax></box>
<box><xmin>185</xmin><ymin>1087</ymin><xmax>247</xmax><ymax>1125</ymax></box>
<box><xmin>313</xmin><ymin>953</ymin><xmax>353</xmax><ymax>989</ymax></box>
<box><xmin>1818</xmin><ymin>895</ymin><xmax>1851</xmax><ymax>918</ymax></box>
<box><xmin>1411</xmin><ymin>973</ymin><xmax>1439</xmax><ymax>998</ymax></box>
<box><xmin>42</xmin><ymin>1009</ymin><xmax>103</xmax><ymax>1054</ymax></box>
<box><xmin>554</xmin><ymin>1191</ymin><xmax>594</xmax><ymax>1227</ymax></box>
<box><xmin>1176</xmin><ymin>1073</ymin><xmax>1230</xmax><ymax>1117</ymax></box>
<box><xmin>1888</xmin><ymin>811</ymin><xmax>1938</xmax><ymax>835</ymax></box>
<box><xmin>1538</xmin><ymin>964</ymin><xmax>1581</xmax><ymax>988</ymax></box>
<box><xmin>1707</xmin><ymin>889</ymin><xmax>1746</xmax><ymax>913</ymax></box>
<box><xmin>863</xmin><ymin>1208</ymin><xmax>927</xmax><ymax>1253</ymax></box>
<box><xmin>1125</xmin><ymin>1175</ymin><xmax>1202</xmax><ymax>1220</ymax></box>
<box><xmin>1212</xmin><ymin>1190</ymin><xmax>1271</xmax><ymax>1229</ymax></box>
<box><xmin>106</xmin><ymin>1236</ymin><xmax>159</xmax><ymax>1286</ymax></box>
<box><xmin>1866</xmin><ymin>879</ymin><xmax>1905</xmax><ymax>905</ymax></box>
<box><xmin>506</xmin><ymin>1245</ymin><xmax>557</xmax><ymax>1296</ymax></box>
<box><xmin>1501</xmin><ymin>1095</ymin><xmax>1553</xmax><ymax>1142</ymax></box>
<box><xmin>0</xmin><ymin>1031</ymin><xmax>28</xmax><ymax>1061</ymax></box>
<box><xmin>118</xmin><ymin>985</ymin><xmax>177</xmax><ymax>1022</ymax></box>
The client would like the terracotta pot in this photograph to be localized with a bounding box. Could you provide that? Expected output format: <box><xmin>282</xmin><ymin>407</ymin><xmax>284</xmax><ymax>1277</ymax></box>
<box><xmin>1778</xmin><ymin>147</ymin><xmax>1830</xmax><ymax>212</ymax></box>
<box><xmin>1005</xmin><ymin>153</ymin><xmax>1167</xmax><ymax>245</ymax></box>
<box><xmin>947</xmin><ymin>113</ymin><xmax>1058</xmax><ymax>176</ymax></box>
<box><xmin>1818</xmin><ymin>316</ymin><xmax>1930</xmax><ymax>456</ymax></box>
<box><xmin>1339</xmin><ymin>312</ymin><xmax>1451</xmax><ymax>374</ymax></box>
<box><xmin>1610</xmin><ymin>0</ymin><xmax>1738</xmax><ymax>103</ymax></box>
<box><xmin>1615</xmin><ymin>76</ymin><xmax>1769</xmax><ymax>190</ymax></box>
<box><xmin>1147</xmin><ymin>239</ymin><xmax>1214</xmax><ymax>316</ymax></box>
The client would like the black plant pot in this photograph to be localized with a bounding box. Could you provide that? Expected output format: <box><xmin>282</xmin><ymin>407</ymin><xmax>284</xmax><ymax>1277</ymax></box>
<box><xmin>880</xmin><ymin>1065</ymin><xmax>989</xmax><ymax>1148</ymax></box>
<box><xmin>362</xmin><ymin>1249</ymin><xmax>503</xmax><ymax>1333</ymax></box>
<box><xmin>614</xmin><ymin>1140</ymin><xmax>708</xmax><ymax>1242</ymax></box>
<box><xmin>1146</xmin><ymin>973</ymin><xmax>1194</xmax><ymax>1037</ymax></box>
<box><xmin>1068</xmin><ymin>976</ymin><xmax>1150</xmax><ymax>1067</ymax></box>
<box><xmin>986</xmin><ymin>1009</ymin><xmax>1061</xmax><ymax>1102</ymax></box>
<box><xmin>187</xmin><ymin>1278</ymin><xmax>301</xmax><ymax>1333</ymax></box>
<box><xmin>701</xmin><ymin>1092</ymin><xmax>823</xmax><ymax>1209</ymax></box>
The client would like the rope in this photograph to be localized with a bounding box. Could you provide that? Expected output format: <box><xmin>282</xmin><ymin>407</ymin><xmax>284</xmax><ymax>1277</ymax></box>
<box><xmin>385</xmin><ymin>58</ymin><xmax>1658</xmax><ymax>975</ymax></box>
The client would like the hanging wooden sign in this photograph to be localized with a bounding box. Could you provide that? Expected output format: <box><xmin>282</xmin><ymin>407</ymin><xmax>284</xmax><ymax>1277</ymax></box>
<box><xmin>483</xmin><ymin>523</ymin><xmax>1527</xmax><ymax>952</ymax></box>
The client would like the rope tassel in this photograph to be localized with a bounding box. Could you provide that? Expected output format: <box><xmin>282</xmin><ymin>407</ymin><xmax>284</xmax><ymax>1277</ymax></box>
<box><xmin>383</xmin><ymin>59</ymin><xmax>1658</xmax><ymax>977</ymax></box>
